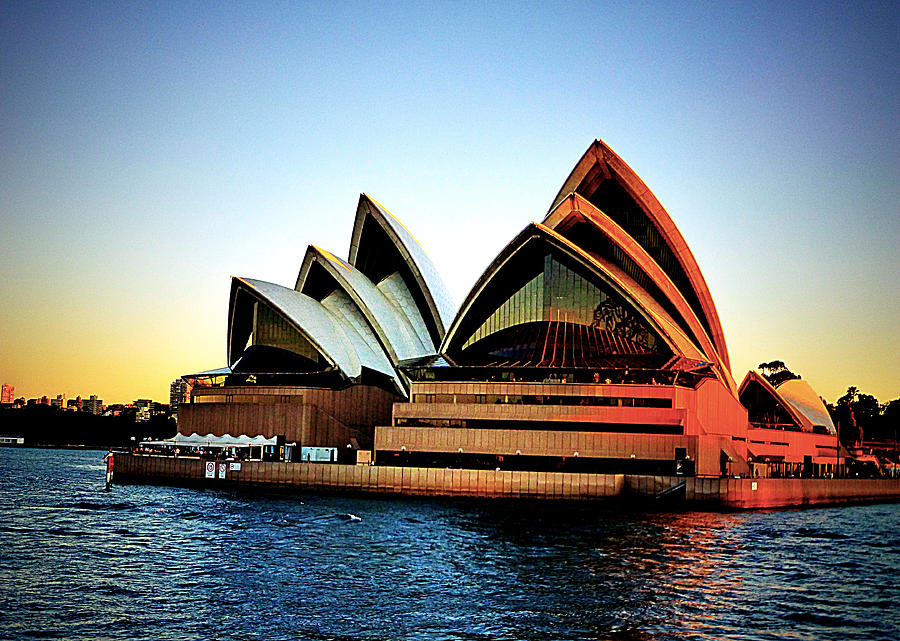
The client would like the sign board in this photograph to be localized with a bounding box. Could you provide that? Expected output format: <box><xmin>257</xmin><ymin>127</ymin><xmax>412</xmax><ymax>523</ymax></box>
<box><xmin>229</xmin><ymin>462</ymin><xmax>241</xmax><ymax>471</ymax></box>
<box><xmin>218</xmin><ymin>463</ymin><xmax>226</xmax><ymax>479</ymax></box>
<box><xmin>205</xmin><ymin>462</ymin><xmax>216</xmax><ymax>479</ymax></box>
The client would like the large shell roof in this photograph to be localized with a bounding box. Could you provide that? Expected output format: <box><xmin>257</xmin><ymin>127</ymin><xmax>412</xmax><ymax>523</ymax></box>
<box><xmin>439</xmin><ymin>140</ymin><xmax>736</xmax><ymax>394</ymax></box>
<box><xmin>543</xmin><ymin>192</ymin><xmax>735</xmax><ymax>393</ymax></box>
<box><xmin>441</xmin><ymin>223</ymin><xmax>707</xmax><ymax>363</ymax></box>
<box><xmin>546</xmin><ymin>139</ymin><xmax>730</xmax><ymax>372</ymax></box>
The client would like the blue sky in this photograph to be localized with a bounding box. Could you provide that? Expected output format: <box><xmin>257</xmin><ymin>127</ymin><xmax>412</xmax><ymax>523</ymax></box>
<box><xmin>1</xmin><ymin>1</ymin><xmax>897</xmax><ymax>403</ymax></box>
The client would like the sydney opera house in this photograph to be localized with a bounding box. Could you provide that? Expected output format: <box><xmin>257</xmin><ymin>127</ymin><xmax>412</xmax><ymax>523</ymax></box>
<box><xmin>177</xmin><ymin>140</ymin><xmax>841</xmax><ymax>481</ymax></box>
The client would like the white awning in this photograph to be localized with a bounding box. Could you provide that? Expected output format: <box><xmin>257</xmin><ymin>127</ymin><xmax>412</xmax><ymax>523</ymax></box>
<box><xmin>140</xmin><ymin>432</ymin><xmax>278</xmax><ymax>448</ymax></box>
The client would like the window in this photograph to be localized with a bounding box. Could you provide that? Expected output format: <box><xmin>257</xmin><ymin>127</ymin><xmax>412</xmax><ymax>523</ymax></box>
<box><xmin>458</xmin><ymin>250</ymin><xmax>666</xmax><ymax>367</ymax></box>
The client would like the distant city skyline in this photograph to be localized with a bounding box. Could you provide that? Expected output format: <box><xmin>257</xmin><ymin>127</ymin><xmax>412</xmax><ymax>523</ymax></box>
<box><xmin>0</xmin><ymin>381</ymin><xmax>187</xmax><ymax>407</ymax></box>
<box><xmin>1</xmin><ymin>1</ymin><xmax>897</xmax><ymax>404</ymax></box>
<box><xmin>0</xmin><ymin>379</ymin><xmax>193</xmax><ymax>408</ymax></box>
<box><xmin>0</xmin><ymin>388</ymin><xmax>174</xmax><ymax>415</ymax></box>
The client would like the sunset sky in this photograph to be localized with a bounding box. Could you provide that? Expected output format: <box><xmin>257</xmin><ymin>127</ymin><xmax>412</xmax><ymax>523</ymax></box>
<box><xmin>1</xmin><ymin>1</ymin><xmax>897</xmax><ymax>405</ymax></box>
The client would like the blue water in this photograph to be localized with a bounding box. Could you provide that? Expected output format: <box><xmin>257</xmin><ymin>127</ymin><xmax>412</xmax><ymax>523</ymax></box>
<box><xmin>0</xmin><ymin>448</ymin><xmax>897</xmax><ymax>640</ymax></box>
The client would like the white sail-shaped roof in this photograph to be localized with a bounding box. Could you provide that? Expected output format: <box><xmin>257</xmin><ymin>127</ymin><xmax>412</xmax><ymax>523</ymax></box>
<box><xmin>349</xmin><ymin>194</ymin><xmax>455</xmax><ymax>349</ymax></box>
<box><xmin>777</xmin><ymin>379</ymin><xmax>837</xmax><ymax>436</ymax></box>
<box><xmin>229</xmin><ymin>277</ymin><xmax>399</xmax><ymax>389</ymax></box>
<box><xmin>296</xmin><ymin>246</ymin><xmax>432</xmax><ymax>363</ymax></box>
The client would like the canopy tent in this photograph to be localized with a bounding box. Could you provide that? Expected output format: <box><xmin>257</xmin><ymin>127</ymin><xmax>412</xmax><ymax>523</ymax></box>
<box><xmin>140</xmin><ymin>432</ymin><xmax>278</xmax><ymax>448</ymax></box>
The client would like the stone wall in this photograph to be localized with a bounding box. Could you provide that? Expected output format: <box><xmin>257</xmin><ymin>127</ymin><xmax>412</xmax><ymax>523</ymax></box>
<box><xmin>179</xmin><ymin>384</ymin><xmax>398</xmax><ymax>448</ymax></box>
<box><xmin>691</xmin><ymin>477</ymin><xmax>900</xmax><ymax>509</ymax></box>
<box><xmin>114</xmin><ymin>454</ymin><xmax>900</xmax><ymax>508</ymax></box>
<box><xmin>115</xmin><ymin>453</ymin><xmax>624</xmax><ymax>499</ymax></box>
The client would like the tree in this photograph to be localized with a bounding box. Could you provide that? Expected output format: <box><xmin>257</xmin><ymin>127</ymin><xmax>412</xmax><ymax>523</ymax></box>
<box><xmin>835</xmin><ymin>386</ymin><xmax>861</xmax><ymax>445</ymax></box>
<box><xmin>838</xmin><ymin>386</ymin><xmax>859</xmax><ymax>405</ymax></box>
<box><xmin>757</xmin><ymin>360</ymin><xmax>801</xmax><ymax>388</ymax></box>
<box><xmin>873</xmin><ymin>398</ymin><xmax>900</xmax><ymax>442</ymax></box>
<box><xmin>832</xmin><ymin>387</ymin><xmax>897</xmax><ymax>445</ymax></box>
<box><xmin>0</xmin><ymin>404</ymin><xmax>171</xmax><ymax>448</ymax></box>
<box><xmin>854</xmin><ymin>394</ymin><xmax>880</xmax><ymax>441</ymax></box>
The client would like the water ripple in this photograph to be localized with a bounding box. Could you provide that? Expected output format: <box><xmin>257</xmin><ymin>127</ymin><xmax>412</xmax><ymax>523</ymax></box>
<box><xmin>1</xmin><ymin>448</ymin><xmax>898</xmax><ymax>641</ymax></box>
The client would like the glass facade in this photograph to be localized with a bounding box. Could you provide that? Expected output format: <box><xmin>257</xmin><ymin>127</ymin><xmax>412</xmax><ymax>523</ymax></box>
<box><xmin>458</xmin><ymin>251</ymin><xmax>664</xmax><ymax>366</ymax></box>
<box><xmin>253</xmin><ymin>302</ymin><xmax>321</xmax><ymax>362</ymax></box>
<box><xmin>556</xmin><ymin>220</ymin><xmax>703</xmax><ymax>352</ymax></box>
<box><xmin>740</xmin><ymin>379</ymin><xmax>800</xmax><ymax>430</ymax></box>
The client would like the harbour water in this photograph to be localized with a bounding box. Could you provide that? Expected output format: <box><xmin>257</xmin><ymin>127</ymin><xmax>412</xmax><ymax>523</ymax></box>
<box><xmin>1</xmin><ymin>448</ymin><xmax>897</xmax><ymax>640</ymax></box>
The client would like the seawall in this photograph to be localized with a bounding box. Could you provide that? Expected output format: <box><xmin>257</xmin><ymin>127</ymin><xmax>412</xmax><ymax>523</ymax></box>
<box><xmin>115</xmin><ymin>454</ymin><xmax>625</xmax><ymax>500</ymax></box>
<box><xmin>694</xmin><ymin>476</ymin><xmax>900</xmax><ymax>509</ymax></box>
<box><xmin>114</xmin><ymin>454</ymin><xmax>900</xmax><ymax>509</ymax></box>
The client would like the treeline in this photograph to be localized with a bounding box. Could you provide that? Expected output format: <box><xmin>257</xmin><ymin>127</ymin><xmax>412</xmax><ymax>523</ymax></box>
<box><xmin>828</xmin><ymin>387</ymin><xmax>900</xmax><ymax>445</ymax></box>
<box><xmin>0</xmin><ymin>404</ymin><xmax>176</xmax><ymax>448</ymax></box>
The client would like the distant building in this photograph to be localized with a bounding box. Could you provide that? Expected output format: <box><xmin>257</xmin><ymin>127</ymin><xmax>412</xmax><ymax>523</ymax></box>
<box><xmin>104</xmin><ymin>403</ymin><xmax>126</xmax><ymax>417</ymax></box>
<box><xmin>1</xmin><ymin>383</ymin><xmax>14</xmax><ymax>404</ymax></box>
<box><xmin>51</xmin><ymin>394</ymin><xmax>66</xmax><ymax>409</ymax></box>
<box><xmin>169</xmin><ymin>378</ymin><xmax>188</xmax><ymax>419</ymax></box>
<box><xmin>131</xmin><ymin>399</ymin><xmax>166</xmax><ymax>422</ymax></box>
<box><xmin>83</xmin><ymin>395</ymin><xmax>103</xmax><ymax>415</ymax></box>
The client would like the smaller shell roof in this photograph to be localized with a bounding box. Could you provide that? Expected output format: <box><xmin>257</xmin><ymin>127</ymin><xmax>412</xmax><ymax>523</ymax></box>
<box><xmin>233</xmin><ymin>277</ymin><xmax>397</xmax><ymax>385</ymax></box>
<box><xmin>351</xmin><ymin>194</ymin><xmax>456</xmax><ymax>340</ymax></box>
<box><xmin>300</xmin><ymin>246</ymin><xmax>433</xmax><ymax>362</ymax></box>
<box><xmin>776</xmin><ymin>379</ymin><xmax>837</xmax><ymax>436</ymax></box>
<box><xmin>739</xmin><ymin>371</ymin><xmax>837</xmax><ymax>436</ymax></box>
<box><xmin>739</xmin><ymin>370</ymin><xmax>808</xmax><ymax>429</ymax></box>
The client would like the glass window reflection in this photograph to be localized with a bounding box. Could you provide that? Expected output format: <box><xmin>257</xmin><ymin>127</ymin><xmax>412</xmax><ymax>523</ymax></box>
<box><xmin>459</xmin><ymin>250</ymin><xmax>666</xmax><ymax>367</ymax></box>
